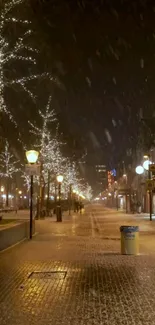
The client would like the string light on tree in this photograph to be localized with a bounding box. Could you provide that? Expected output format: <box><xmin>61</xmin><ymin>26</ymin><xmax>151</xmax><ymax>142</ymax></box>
<box><xmin>29</xmin><ymin>95</ymin><xmax>64</xmax><ymax>179</ymax></box>
<box><xmin>28</xmin><ymin>95</ymin><xmax>92</xmax><ymax>205</ymax></box>
<box><xmin>0</xmin><ymin>140</ymin><xmax>19</xmax><ymax>206</ymax></box>
<box><xmin>0</xmin><ymin>140</ymin><xmax>19</xmax><ymax>178</ymax></box>
<box><xmin>0</xmin><ymin>1</ymin><xmax>55</xmax><ymax>127</ymax></box>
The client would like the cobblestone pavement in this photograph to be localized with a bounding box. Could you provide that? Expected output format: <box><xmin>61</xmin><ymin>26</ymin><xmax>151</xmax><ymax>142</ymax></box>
<box><xmin>1</xmin><ymin>204</ymin><xmax>155</xmax><ymax>324</ymax></box>
<box><xmin>90</xmin><ymin>204</ymin><xmax>155</xmax><ymax>252</ymax></box>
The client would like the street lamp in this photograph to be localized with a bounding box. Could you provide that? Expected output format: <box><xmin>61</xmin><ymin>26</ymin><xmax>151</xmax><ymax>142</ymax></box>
<box><xmin>143</xmin><ymin>159</ymin><xmax>152</xmax><ymax>171</ymax></box>
<box><xmin>0</xmin><ymin>186</ymin><xmax>5</xmax><ymax>207</ymax></box>
<box><xmin>136</xmin><ymin>160</ymin><xmax>153</xmax><ymax>221</ymax></box>
<box><xmin>26</xmin><ymin>150</ymin><xmax>39</xmax><ymax>239</ymax></box>
<box><xmin>135</xmin><ymin>165</ymin><xmax>144</xmax><ymax>175</ymax></box>
<box><xmin>56</xmin><ymin>174</ymin><xmax>63</xmax><ymax>222</ymax></box>
<box><xmin>26</xmin><ymin>150</ymin><xmax>39</xmax><ymax>164</ymax></box>
<box><xmin>143</xmin><ymin>156</ymin><xmax>152</xmax><ymax>221</ymax></box>
<box><xmin>57</xmin><ymin>175</ymin><xmax>63</xmax><ymax>183</ymax></box>
<box><xmin>1</xmin><ymin>186</ymin><xmax>4</xmax><ymax>193</ymax></box>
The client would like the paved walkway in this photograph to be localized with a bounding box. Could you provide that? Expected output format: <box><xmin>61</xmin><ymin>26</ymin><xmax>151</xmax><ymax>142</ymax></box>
<box><xmin>1</xmin><ymin>205</ymin><xmax>155</xmax><ymax>324</ymax></box>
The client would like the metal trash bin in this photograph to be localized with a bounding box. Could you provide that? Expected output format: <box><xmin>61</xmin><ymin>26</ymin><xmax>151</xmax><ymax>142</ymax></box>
<box><xmin>120</xmin><ymin>226</ymin><xmax>139</xmax><ymax>255</ymax></box>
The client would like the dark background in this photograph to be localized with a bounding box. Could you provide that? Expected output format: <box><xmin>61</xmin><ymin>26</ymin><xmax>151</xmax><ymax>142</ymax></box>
<box><xmin>3</xmin><ymin>0</ymin><xmax>155</xmax><ymax>191</ymax></box>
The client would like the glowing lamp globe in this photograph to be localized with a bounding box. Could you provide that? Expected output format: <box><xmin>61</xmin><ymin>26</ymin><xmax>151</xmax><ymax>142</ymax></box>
<box><xmin>135</xmin><ymin>165</ymin><xmax>144</xmax><ymax>175</ymax></box>
<box><xmin>26</xmin><ymin>150</ymin><xmax>39</xmax><ymax>164</ymax></box>
<box><xmin>1</xmin><ymin>186</ymin><xmax>4</xmax><ymax>193</ymax></box>
<box><xmin>57</xmin><ymin>175</ymin><xmax>63</xmax><ymax>183</ymax></box>
<box><xmin>143</xmin><ymin>160</ymin><xmax>151</xmax><ymax>171</ymax></box>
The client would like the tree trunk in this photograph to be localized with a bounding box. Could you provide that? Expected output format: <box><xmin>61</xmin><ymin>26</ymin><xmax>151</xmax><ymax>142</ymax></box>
<box><xmin>6</xmin><ymin>178</ymin><xmax>9</xmax><ymax>207</ymax></box>
<box><xmin>53</xmin><ymin>182</ymin><xmax>57</xmax><ymax>214</ymax></box>
<box><xmin>46</xmin><ymin>170</ymin><xmax>50</xmax><ymax>216</ymax></box>
<box><xmin>68</xmin><ymin>184</ymin><xmax>72</xmax><ymax>215</ymax></box>
<box><xmin>37</xmin><ymin>161</ymin><xmax>43</xmax><ymax>218</ymax></box>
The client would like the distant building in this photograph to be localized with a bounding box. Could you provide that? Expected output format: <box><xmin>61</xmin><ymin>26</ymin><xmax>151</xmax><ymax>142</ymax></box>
<box><xmin>95</xmin><ymin>164</ymin><xmax>107</xmax><ymax>192</ymax></box>
<box><xmin>107</xmin><ymin>169</ymin><xmax>117</xmax><ymax>190</ymax></box>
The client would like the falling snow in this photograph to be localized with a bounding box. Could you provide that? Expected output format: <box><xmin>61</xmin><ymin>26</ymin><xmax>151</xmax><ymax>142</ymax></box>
<box><xmin>139</xmin><ymin>108</ymin><xmax>143</xmax><ymax>119</ymax></box>
<box><xmin>85</xmin><ymin>77</ymin><xmax>92</xmax><ymax>87</ymax></box>
<box><xmin>88</xmin><ymin>58</ymin><xmax>93</xmax><ymax>71</ymax></box>
<box><xmin>96</xmin><ymin>50</ymin><xmax>101</xmax><ymax>57</ymax></box>
<box><xmin>112</xmin><ymin>77</ymin><xmax>117</xmax><ymax>85</ymax></box>
<box><xmin>126</xmin><ymin>148</ymin><xmax>132</xmax><ymax>156</ymax></box>
<box><xmin>0</xmin><ymin>0</ymin><xmax>154</xmax><ymax>199</ymax></box>
<box><xmin>111</xmin><ymin>8</ymin><xmax>119</xmax><ymax>20</ymax></box>
<box><xmin>112</xmin><ymin>119</ymin><xmax>117</xmax><ymax>127</ymax></box>
<box><xmin>72</xmin><ymin>33</ymin><xmax>77</xmax><ymax>42</ymax></box>
<box><xmin>104</xmin><ymin>129</ymin><xmax>112</xmax><ymax>143</ymax></box>
<box><xmin>89</xmin><ymin>132</ymin><xmax>100</xmax><ymax>148</ymax></box>
<box><xmin>140</xmin><ymin>58</ymin><xmax>144</xmax><ymax>68</ymax></box>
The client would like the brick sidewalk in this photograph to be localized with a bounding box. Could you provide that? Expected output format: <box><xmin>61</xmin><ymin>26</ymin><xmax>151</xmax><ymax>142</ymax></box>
<box><xmin>1</xmin><ymin>206</ymin><xmax>155</xmax><ymax>324</ymax></box>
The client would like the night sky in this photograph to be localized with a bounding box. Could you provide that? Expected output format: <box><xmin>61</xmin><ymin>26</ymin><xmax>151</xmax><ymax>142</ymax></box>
<box><xmin>4</xmin><ymin>0</ymin><xmax>155</xmax><ymax>190</ymax></box>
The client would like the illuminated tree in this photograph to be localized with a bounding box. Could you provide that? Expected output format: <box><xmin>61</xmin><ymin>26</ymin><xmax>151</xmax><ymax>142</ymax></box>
<box><xmin>29</xmin><ymin>96</ymin><xmax>64</xmax><ymax>215</ymax></box>
<box><xmin>29</xmin><ymin>96</ymin><xmax>92</xmax><ymax>211</ymax></box>
<box><xmin>83</xmin><ymin>183</ymin><xmax>93</xmax><ymax>200</ymax></box>
<box><xmin>21</xmin><ymin>169</ymin><xmax>30</xmax><ymax>190</ymax></box>
<box><xmin>0</xmin><ymin>140</ymin><xmax>19</xmax><ymax>206</ymax></box>
<box><xmin>0</xmin><ymin>0</ymin><xmax>54</xmax><ymax>126</ymax></box>
<box><xmin>62</xmin><ymin>160</ymin><xmax>78</xmax><ymax>193</ymax></box>
<box><xmin>29</xmin><ymin>95</ymin><xmax>60</xmax><ymax>171</ymax></box>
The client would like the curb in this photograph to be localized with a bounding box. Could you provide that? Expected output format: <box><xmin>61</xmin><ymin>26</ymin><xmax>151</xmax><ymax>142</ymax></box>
<box><xmin>0</xmin><ymin>232</ymin><xmax>38</xmax><ymax>254</ymax></box>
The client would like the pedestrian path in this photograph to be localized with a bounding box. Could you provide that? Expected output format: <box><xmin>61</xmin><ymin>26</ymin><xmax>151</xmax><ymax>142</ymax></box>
<box><xmin>1</xmin><ymin>206</ymin><xmax>155</xmax><ymax>324</ymax></box>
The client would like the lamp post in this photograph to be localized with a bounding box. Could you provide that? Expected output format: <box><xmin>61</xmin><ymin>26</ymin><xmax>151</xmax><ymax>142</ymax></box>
<box><xmin>1</xmin><ymin>186</ymin><xmax>4</xmax><ymax>193</ymax></box>
<box><xmin>68</xmin><ymin>184</ymin><xmax>72</xmax><ymax>216</ymax></box>
<box><xmin>18</xmin><ymin>190</ymin><xmax>22</xmax><ymax>208</ymax></box>
<box><xmin>54</xmin><ymin>180</ymin><xmax>57</xmax><ymax>214</ymax></box>
<box><xmin>56</xmin><ymin>175</ymin><xmax>63</xmax><ymax>222</ymax></box>
<box><xmin>1</xmin><ymin>186</ymin><xmax>4</xmax><ymax>207</ymax></box>
<box><xmin>46</xmin><ymin>170</ymin><xmax>50</xmax><ymax>216</ymax></box>
<box><xmin>143</xmin><ymin>156</ymin><xmax>152</xmax><ymax>221</ymax></box>
<box><xmin>26</xmin><ymin>150</ymin><xmax>39</xmax><ymax>239</ymax></box>
<box><xmin>135</xmin><ymin>158</ymin><xmax>152</xmax><ymax>221</ymax></box>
